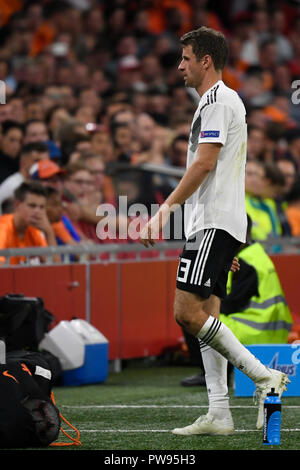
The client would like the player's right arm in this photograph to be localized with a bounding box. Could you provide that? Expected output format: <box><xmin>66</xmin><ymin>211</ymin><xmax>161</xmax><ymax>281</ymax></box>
<box><xmin>164</xmin><ymin>142</ymin><xmax>222</xmax><ymax>208</ymax></box>
<box><xmin>139</xmin><ymin>142</ymin><xmax>222</xmax><ymax>247</ymax></box>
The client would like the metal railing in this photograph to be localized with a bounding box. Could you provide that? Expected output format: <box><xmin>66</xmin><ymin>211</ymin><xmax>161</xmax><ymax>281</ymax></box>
<box><xmin>0</xmin><ymin>237</ymin><xmax>300</xmax><ymax>267</ymax></box>
<box><xmin>0</xmin><ymin>240</ymin><xmax>185</xmax><ymax>266</ymax></box>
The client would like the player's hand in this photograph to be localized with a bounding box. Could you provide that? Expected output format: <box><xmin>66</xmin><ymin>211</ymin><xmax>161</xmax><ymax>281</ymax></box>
<box><xmin>230</xmin><ymin>257</ymin><xmax>240</xmax><ymax>272</ymax></box>
<box><xmin>139</xmin><ymin>220</ymin><xmax>157</xmax><ymax>247</ymax></box>
<box><xmin>139</xmin><ymin>204</ymin><xmax>170</xmax><ymax>248</ymax></box>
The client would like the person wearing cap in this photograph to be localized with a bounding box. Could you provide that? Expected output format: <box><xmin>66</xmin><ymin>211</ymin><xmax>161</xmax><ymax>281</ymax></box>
<box><xmin>31</xmin><ymin>162</ymin><xmax>93</xmax><ymax>247</ymax></box>
<box><xmin>29</xmin><ymin>158</ymin><xmax>66</xmax><ymax>194</ymax></box>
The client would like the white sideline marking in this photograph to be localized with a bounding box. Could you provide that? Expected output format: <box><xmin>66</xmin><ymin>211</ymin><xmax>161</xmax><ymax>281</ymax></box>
<box><xmin>62</xmin><ymin>404</ymin><xmax>300</xmax><ymax>409</ymax></box>
<box><xmin>78</xmin><ymin>428</ymin><xmax>300</xmax><ymax>433</ymax></box>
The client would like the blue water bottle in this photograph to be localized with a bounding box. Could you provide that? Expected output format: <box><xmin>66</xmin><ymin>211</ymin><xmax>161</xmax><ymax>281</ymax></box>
<box><xmin>263</xmin><ymin>388</ymin><xmax>281</xmax><ymax>445</ymax></box>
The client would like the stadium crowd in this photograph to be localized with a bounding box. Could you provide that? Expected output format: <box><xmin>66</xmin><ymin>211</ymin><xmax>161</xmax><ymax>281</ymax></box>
<box><xmin>0</xmin><ymin>0</ymin><xmax>299</xmax><ymax>263</ymax></box>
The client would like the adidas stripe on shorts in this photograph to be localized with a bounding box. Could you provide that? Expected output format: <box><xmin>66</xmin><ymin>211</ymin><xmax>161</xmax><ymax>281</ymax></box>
<box><xmin>176</xmin><ymin>229</ymin><xmax>241</xmax><ymax>299</ymax></box>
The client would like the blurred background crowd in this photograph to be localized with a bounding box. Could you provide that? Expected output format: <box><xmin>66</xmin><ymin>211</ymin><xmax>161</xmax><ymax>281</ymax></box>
<box><xmin>0</xmin><ymin>0</ymin><xmax>300</xmax><ymax>262</ymax></box>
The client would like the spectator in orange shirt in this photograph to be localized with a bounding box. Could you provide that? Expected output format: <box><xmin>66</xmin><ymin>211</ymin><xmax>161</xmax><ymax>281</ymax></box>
<box><xmin>0</xmin><ymin>181</ymin><xmax>59</xmax><ymax>265</ymax></box>
<box><xmin>29</xmin><ymin>1</ymin><xmax>75</xmax><ymax>57</ymax></box>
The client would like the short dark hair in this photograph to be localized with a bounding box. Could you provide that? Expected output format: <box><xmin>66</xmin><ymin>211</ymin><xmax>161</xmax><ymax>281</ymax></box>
<box><xmin>180</xmin><ymin>27</ymin><xmax>228</xmax><ymax>71</ymax></box>
<box><xmin>263</xmin><ymin>161</ymin><xmax>285</xmax><ymax>187</ymax></box>
<box><xmin>171</xmin><ymin>134</ymin><xmax>189</xmax><ymax>148</ymax></box>
<box><xmin>43</xmin><ymin>1</ymin><xmax>72</xmax><ymax>18</ymax></box>
<box><xmin>44</xmin><ymin>186</ymin><xmax>59</xmax><ymax>198</ymax></box>
<box><xmin>1</xmin><ymin>120</ymin><xmax>24</xmax><ymax>135</ymax></box>
<box><xmin>21</xmin><ymin>142</ymin><xmax>49</xmax><ymax>155</ymax></box>
<box><xmin>14</xmin><ymin>181</ymin><xmax>47</xmax><ymax>202</ymax></box>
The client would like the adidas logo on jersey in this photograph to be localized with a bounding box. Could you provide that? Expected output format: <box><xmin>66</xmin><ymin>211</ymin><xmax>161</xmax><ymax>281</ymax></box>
<box><xmin>203</xmin><ymin>278</ymin><xmax>211</xmax><ymax>287</ymax></box>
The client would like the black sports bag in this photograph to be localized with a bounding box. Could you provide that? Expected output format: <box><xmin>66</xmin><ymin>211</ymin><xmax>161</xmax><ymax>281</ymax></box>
<box><xmin>0</xmin><ymin>358</ymin><xmax>60</xmax><ymax>448</ymax></box>
<box><xmin>0</xmin><ymin>294</ymin><xmax>54</xmax><ymax>351</ymax></box>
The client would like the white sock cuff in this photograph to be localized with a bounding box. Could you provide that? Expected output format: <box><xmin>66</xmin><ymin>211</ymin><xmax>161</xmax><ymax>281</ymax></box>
<box><xmin>196</xmin><ymin>315</ymin><xmax>222</xmax><ymax>345</ymax></box>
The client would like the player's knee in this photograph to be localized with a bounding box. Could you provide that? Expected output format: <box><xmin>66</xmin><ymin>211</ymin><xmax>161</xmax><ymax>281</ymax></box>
<box><xmin>174</xmin><ymin>308</ymin><xmax>189</xmax><ymax>330</ymax></box>
<box><xmin>174</xmin><ymin>290</ymin><xmax>208</xmax><ymax>335</ymax></box>
<box><xmin>174</xmin><ymin>304</ymin><xmax>201</xmax><ymax>334</ymax></box>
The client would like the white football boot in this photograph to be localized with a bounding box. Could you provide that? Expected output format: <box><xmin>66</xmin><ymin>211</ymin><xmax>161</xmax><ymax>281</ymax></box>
<box><xmin>172</xmin><ymin>413</ymin><xmax>234</xmax><ymax>436</ymax></box>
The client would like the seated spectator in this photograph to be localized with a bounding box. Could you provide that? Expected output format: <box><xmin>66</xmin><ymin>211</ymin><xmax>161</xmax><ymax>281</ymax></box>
<box><xmin>246</xmin><ymin>125</ymin><xmax>267</xmax><ymax>161</ymax></box>
<box><xmin>169</xmin><ymin>134</ymin><xmax>188</xmax><ymax>168</ymax></box>
<box><xmin>44</xmin><ymin>186</ymin><xmax>86</xmax><ymax>246</ymax></box>
<box><xmin>133</xmin><ymin>113</ymin><xmax>157</xmax><ymax>153</ymax></box>
<box><xmin>45</xmin><ymin>105</ymin><xmax>71</xmax><ymax>143</ymax></box>
<box><xmin>29</xmin><ymin>158</ymin><xmax>66</xmax><ymax>195</ymax></box>
<box><xmin>285</xmin><ymin>176</ymin><xmax>300</xmax><ymax>236</ymax></box>
<box><xmin>130</xmin><ymin>116</ymin><xmax>172</xmax><ymax>170</ymax></box>
<box><xmin>0</xmin><ymin>120</ymin><xmax>24</xmax><ymax>183</ymax></box>
<box><xmin>63</xmin><ymin>160</ymin><xmax>134</xmax><ymax>245</ymax></box>
<box><xmin>23</xmin><ymin>119</ymin><xmax>49</xmax><ymax>145</ymax></box>
<box><xmin>245</xmin><ymin>160</ymin><xmax>289</xmax><ymax>240</ymax></box>
<box><xmin>276</xmin><ymin>158</ymin><xmax>297</xmax><ymax>200</ymax></box>
<box><xmin>263</xmin><ymin>161</ymin><xmax>292</xmax><ymax>237</ymax></box>
<box><xmin>0</xmin><ymin>181</ymin><xmax>59</xmax><ymax>265</ymax></box>
<box><xmin>264</xmin><ymin>121</ymin><xmax>287</xmax><ymax>161</ymax></box>
<box><xmin>0</xmin><ymin>142</ymin><xmax>49</xmax><ymax>211</ymax></box>
<box><xmin>23</xmin><ymin>118</ymin><xmax>62</xmax><ymax>161</ymax></box>
<box><xmin>62</xmin><ymin>161</ymin><xmax>100</xmax><ymax>242</ymax></box>
<box><xmin>0</xmin><ymin>104</ymin><xmax>13</xmax><ymax>124</ymax></box>
<box><xmin>163</xmin><ymin>133</ymin><xmax>188</xmax><ymax>192</ymax></box>
<box><xmin>263</xmin><ymin>93</ymin><xmax>295</xmax><ymax>128</ymax></box>
<box><xmin>246</xmin><ymin>105</ymin><xmax>269</xmax><ymax>130</ymax></box>
<box><xmin>240</xmin><ymin>66</ymin><xmax>273</xmax><ymax>108</ymax></box>
<box><xmin>283</xmin><ymin>128</ymin><xmax>300</xmax><ymax>172</ymax></box>
<box><xmin>90</xmin><ymin>127</ymin><xmax>114</xmax><ymax>163</ymax></box>
<box><xmin>8</xmin><ymin>97</ymin><xmax>26</xmax><ymax>124</ymax></box>
<box><xmin>79</xmin><ymin>151</ymin><xmax>116</xmax><ymax>207</ymax></box>
<box><xmin>74</xmin><ymin>105</ymin><xmax>97</xmax><ymax>126</ymax></box>
<box><xmin>222</xmin><ymin>36</ymin><xmax>249</xmax><ymax>92</ymax></box>
<box><xmin>29</xmin><ymin>0</ymin><xmax>75</xmax><ymax>57</ymax></box>
<box><xmin>111</xmin><ymin>123</ymin><xmax>138</xmax><ymax>162</ymax></box>
<box><xmin>24</xmin><ymin>98</ymin><xmax>46</xmax><ymax>122</ymax></box>
<box><xmin>60</xmin><ymin>132</ymin><xmax>92</xmax><ymax>166</ymax></box>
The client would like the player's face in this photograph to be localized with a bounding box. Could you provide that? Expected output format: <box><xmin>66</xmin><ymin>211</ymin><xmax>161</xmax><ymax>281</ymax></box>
<box><xmin>178</xmin><ymin>45</ymin><xmax>205</xmax><ymax>89</ymax></box>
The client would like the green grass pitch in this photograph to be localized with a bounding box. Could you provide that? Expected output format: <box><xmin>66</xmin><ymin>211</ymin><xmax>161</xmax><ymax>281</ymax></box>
<box><xmin>46</xmin><ymin>363</ymin><xmax>300</xmax><ymax>452</ymax></box>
